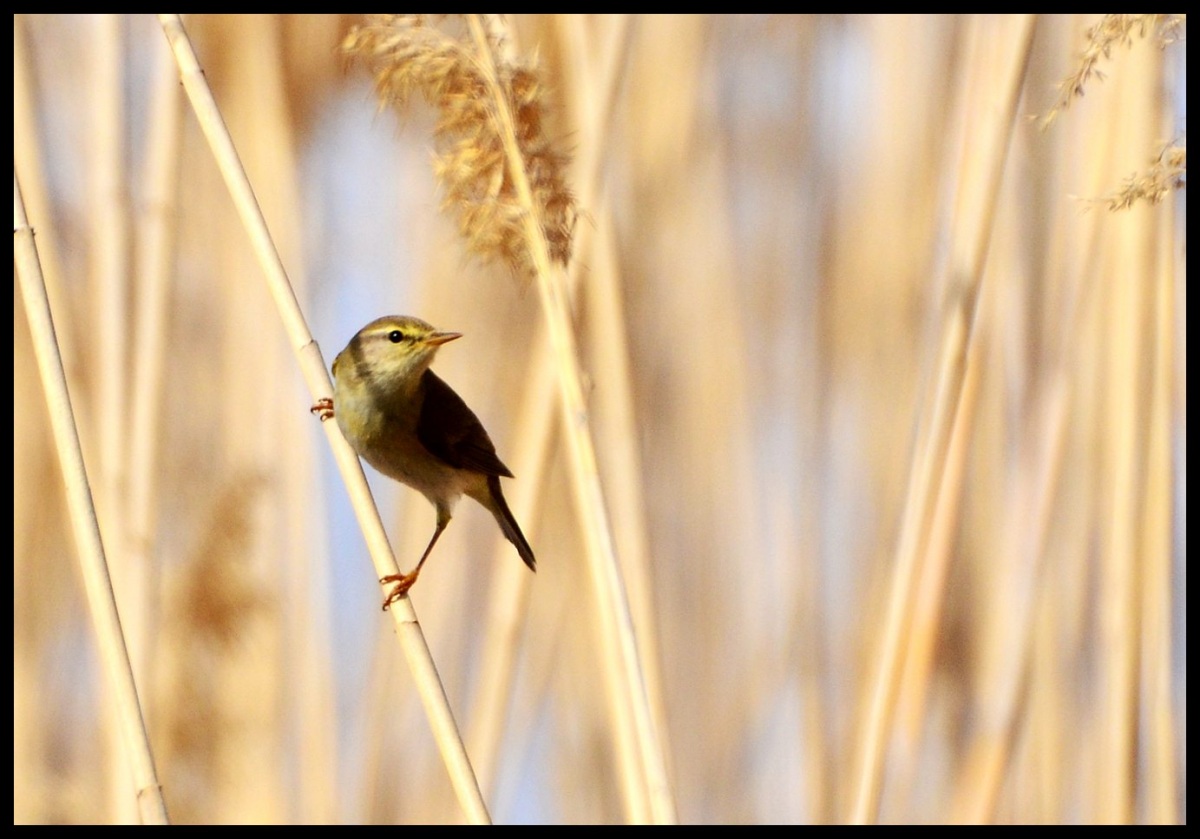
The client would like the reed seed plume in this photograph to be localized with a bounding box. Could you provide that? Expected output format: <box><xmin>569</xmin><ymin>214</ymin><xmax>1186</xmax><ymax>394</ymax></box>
<box><xmin>1040</xmin><ymin>14</ymin><xmax>1185</xmax><ymax>130</ymax></box>
<box><xmin>1104</xmin><ymin>143</ymin><xmax>1187</xmax><ymax>211</ymax></box>
<box><xmin>1039</xmin><ymin>14</ymin><xmax>1186</xmax><ymax>211</ymax></box>
<box><xmin>342</xmin><ymin>14</ymin><xmax>576</xmax><ymax>282</ymax></box>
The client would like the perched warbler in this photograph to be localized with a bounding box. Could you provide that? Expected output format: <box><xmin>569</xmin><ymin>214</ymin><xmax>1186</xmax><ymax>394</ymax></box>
<box><xmin>312</xmin><ymin>315</ymin><xmax>535</xmax><ymax>607</ymax></box>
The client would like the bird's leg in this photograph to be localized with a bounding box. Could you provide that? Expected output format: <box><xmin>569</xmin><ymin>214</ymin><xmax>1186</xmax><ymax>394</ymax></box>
<box><xmin>381</xmin><ymin>511</ymin><xmax>450</xmax><ymax>609</ymax></box>
<box><xmin>311</xmin><ymin>398</ymin><xmax>335</xmax><ymax>422</ymax></box>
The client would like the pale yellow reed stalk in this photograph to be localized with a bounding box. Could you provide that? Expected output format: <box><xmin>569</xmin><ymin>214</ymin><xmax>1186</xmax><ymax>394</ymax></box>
<box><xmin>156</xmin><ymin>14</ymin><xmax>490</xmax><ymax>824</ymax></box>
<box><xmin>849</xmin><ymin>15</ymin><xmax>1038</xmax><ymax>823</ymax></box>
<box><xmin>15</xmin><ymin>171</ymin><xmax>171</xmax><ymax>825</ymax></box>
<box><xmin>462</xmin><ymin>15</ymin><xmax>676</xmax><ymax>823</ymax></box>
<box><xmin>342</xmin><ymin>14</ymin><xmax>677</xmax><ymax>822</ymax></box>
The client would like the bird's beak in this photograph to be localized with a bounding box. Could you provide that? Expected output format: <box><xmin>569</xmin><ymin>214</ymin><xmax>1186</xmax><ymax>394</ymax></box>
<box><xmin>425</xmin><ymin>331</ymin><xmax>462</xmax><ymax>347</ymax></box>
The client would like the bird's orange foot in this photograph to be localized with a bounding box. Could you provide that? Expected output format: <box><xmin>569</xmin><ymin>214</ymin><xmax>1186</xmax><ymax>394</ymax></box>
<box><xmin>380</xmin><ymin>570</ymin><xmax>420</xmax><ymax>610</ymax></box>
<box><xmin>311</xmin><ymin>398</ymin><xmax>335</xmax><ymax>422</ymax></box>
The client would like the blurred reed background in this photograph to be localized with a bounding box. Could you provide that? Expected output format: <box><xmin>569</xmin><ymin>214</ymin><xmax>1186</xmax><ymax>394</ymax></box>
<box><xmin>13</xmin><ymin>14</ymin><xmax>1185</xmax><ymax>824</ymax></box>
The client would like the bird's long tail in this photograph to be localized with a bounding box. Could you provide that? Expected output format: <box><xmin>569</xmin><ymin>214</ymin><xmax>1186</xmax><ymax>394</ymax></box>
<box><xmin>486</xmin><ymin>475</ymin><xmax>536</xmax><ymax>572</ymax></box>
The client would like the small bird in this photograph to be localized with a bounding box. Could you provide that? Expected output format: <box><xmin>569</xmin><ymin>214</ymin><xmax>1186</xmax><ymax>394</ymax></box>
<box><xmin>312</xmin><ymin>315</ymin><xmax>535</xmax><ymax>608</ymax></box>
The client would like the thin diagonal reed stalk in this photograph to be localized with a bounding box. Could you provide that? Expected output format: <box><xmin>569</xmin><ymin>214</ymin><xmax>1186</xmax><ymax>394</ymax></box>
<box><xmin>15</xmin><ymin>171</ymin><xmax>171</xmax><ymax>825</ymax></box>
<box><xmin>849</xmin><ymin>15</ymin><xmax>1038</xmax><ymax>824</ymax></box>
<box><xmin>156</xmin><ymin>14</ymin><xmax>490</xmax><ymax>825</ymax></box>
<box><xmin>342</xmin><ymin>13</ymin><xmax>676</xmax><ymax>823</ymax></box>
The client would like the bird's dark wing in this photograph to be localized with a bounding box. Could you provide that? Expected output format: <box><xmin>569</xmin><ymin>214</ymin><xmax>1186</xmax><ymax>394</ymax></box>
<box><xmin>417</xmin><ymin>370</ymin><xmax>515</xmax><ymax>478</ymax></box>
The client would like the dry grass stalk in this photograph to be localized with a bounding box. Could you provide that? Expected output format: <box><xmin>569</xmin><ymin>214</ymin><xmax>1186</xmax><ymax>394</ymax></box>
<box><xmin>156</xmin><ymin>14</ymin><xmax>490</xmax><ymax>824</ymax></box>
<box><xmin>343</xmin><ymin>13</ymin><xmax>676</xmax><ymax>823</ymax></box>
<box><xmin>850</xmin><ymin>15</ymin><xmax>1038</xmax><ymax>823</ymax></box>
<box><xmin>15</xmin><ymin>173</ymin><xmax>170</xmax><ymax>825</ymax></box>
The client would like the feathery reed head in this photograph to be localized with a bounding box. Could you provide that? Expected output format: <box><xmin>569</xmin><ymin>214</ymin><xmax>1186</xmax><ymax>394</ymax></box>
<box><xmin>343</xmin><ymin>14</ymin><xmax>576</xmax><ymax>283</ymax></box>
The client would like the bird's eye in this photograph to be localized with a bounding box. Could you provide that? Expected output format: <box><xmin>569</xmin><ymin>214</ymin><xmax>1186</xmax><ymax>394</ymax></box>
<box><xmin>388</xmin><ymin>330</ymin><xmax>405</xmax><ymax>343</ymax></box>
